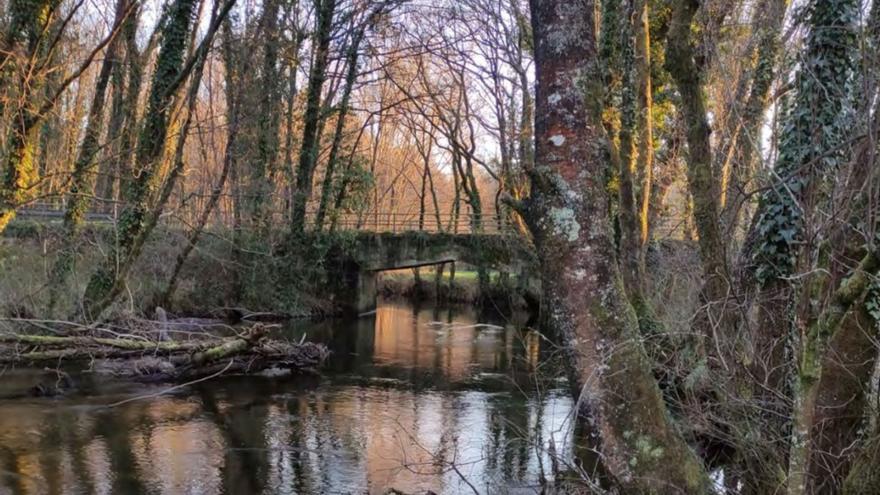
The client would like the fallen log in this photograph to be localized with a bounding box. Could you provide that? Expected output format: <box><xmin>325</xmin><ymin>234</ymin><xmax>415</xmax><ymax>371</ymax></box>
<box><xmin>0</xmin><ymin>333</ymin><xmax>208</xmax><ymax>352</ymax></box>
<box><xmin>190</xmin><ymin>324</ymin><xmax>266</xmax><ymax>366</ymax></box>
<box><xmin>0</xmin><ymin>324</ymin><xmax>329</xmax><ymax>382</ymax></box>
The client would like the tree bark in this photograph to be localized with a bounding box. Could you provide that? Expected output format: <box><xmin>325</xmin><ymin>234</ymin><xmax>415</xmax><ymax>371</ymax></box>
<box><xmin>524</xmin><ymin>1</ymin><xmax>708</xmax><ymax>491</ymax></box>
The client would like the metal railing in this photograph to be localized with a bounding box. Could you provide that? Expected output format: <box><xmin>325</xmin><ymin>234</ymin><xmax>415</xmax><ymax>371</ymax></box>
<box><xmin>16</xmin><ymin>201</ymin><xmax>698</xmax><ymax>239</ymax></box>
<box><xmin>16</xmin><ymin>202</ymin><xmax>516</xmax><ymax>236</ymax></box>
<box><xmin>317</xmin><ymin>211</ymin><xmax>513</xmax><ymax>235</ymax></box>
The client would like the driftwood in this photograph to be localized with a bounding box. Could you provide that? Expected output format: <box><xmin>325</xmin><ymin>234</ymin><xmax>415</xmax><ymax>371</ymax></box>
<box><xmin>0</xmin><ymin>324</ymin><xmax>329</xmax><ymax>382</ymax></box>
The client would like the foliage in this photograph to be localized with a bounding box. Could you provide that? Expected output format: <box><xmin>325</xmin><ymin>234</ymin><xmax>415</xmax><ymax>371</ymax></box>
<box><xmin>865</xmin><ymin>276</ymin><xmax>880</xmax><ymax>323</ymax></box>
<box><xmin>336</xmin><ymin>155</ymin><xmax>375</xmax><ymax>214</ymax></box>
<box><xmin>753</xmin><ymin>0</ymin><xmax>858</xmax><ymax>284</ymax></box>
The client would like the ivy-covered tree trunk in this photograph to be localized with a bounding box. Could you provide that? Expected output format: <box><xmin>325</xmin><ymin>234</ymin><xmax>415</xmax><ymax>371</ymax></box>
<box><xmin>290</xmin><ymin>0</ymin><xmax>337</xmax><ymax>234</ymax></box>
<box><xmin>0</xmin><ymin>0</ymin><xmax>59</xmax><ymax>233</ymax></box>
<box><xmin>746</xmin><ymin>0</ymin><xmax>858</xmax><ymax>492</ymax></box>
<box><xmin>246</xmin><ymin>0</ymin><xmax>282</xmax><ymax>231</ymax></box>
<box><xmin>314</xmin><ymin>23</ymin><xmax>367</xmax><ymax>231</ymax></box>
<box><xmin>523</xmin><ymin>1</ymin><xmax>708</xmax><ymax>491</ymax></box>
<box><xmin>46</xmin><ymin>0</ymin><xmax>128</xmax><ymax>314</ymax></box>
<box><xmin>81</xmin><ymin>0</ymin><xmax>202</xmax><ymax>319</ymax></box>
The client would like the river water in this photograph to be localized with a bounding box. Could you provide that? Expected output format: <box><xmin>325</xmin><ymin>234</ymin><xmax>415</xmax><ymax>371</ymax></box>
<box><xmin>0</xmin><ymin>300</ymin><xmax>578</xmax><ymax>494</ymax></box>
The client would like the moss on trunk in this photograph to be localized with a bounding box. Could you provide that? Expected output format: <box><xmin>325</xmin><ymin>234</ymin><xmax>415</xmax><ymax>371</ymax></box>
<box><xmin>525</xmin><ymin>1</ymin><xmax>709</xmax><ymax>491</ymax></box>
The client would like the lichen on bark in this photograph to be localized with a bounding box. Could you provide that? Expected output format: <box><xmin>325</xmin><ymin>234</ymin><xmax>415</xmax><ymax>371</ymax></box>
<box><xmin>524</xmin><ymin>0</ymin><xmax>709</xmax><ymax>491</ymax></box>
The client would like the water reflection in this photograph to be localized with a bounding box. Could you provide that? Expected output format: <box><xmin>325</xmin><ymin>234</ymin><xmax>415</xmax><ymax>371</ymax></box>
<box><xmin>0</xmin><ymin>301</ymin><xmax>576</xmax><ymax>494</ymax></box>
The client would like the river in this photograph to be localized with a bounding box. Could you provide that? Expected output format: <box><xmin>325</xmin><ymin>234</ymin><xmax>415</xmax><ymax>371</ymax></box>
<box><xmin>0</xmin><ymin>300</ymin><xmax>578</xmax><ymax>494</ymax></box>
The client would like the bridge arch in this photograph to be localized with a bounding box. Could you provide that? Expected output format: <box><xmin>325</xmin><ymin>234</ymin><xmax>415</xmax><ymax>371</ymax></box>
<box><xmin>333</xmin><ymin>232</ymin><xmax>536</xmax><ymax>314</ymax></box>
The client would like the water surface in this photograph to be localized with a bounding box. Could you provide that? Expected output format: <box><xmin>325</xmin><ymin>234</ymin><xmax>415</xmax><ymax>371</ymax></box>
<box><xmin>0</xmin><ymin>301</ymin><xmax>577</xmax><ymax>494</ymax></box>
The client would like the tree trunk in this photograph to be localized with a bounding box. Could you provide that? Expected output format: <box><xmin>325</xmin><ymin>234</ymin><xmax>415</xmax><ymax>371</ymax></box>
<box><xmin>747</xmin><ymin>0</ymin><xmax>859</xmax><ymax>491</ymax></box>
<box><xmin>81</xmin><ymin>0</ymin><xmax>232</xmax><ymax>319</ymax></box>
<box><xmin>525</xmin><ymin>1</ymin><xmax>708</xmax><ymax>491</ymax></box>
<box><xmin>803</xmin><ymin>305</ymin><xmax>878</xmax><ymax>493</ymax></box>
<box><xmin>160</xmin><ymin>21</ymin><xmax>240</xmax><ymax>306</ymax></box>
<box><xmin>315</xmin><ymin>23</ymin><xmax>367</xmax><ymax>231</ymax></box>
<box><xmin>666</xmin><ymin>0</ymin><xmax>731</xmax><ymax>354</ymax></box>
<box><xmin>0</xmin><ymin>0</ymin><xmax>58</xmax><ymax>232</ymax></box>
<box><xmin>47</xmin><ymin>0</ymin><xmax>128</xmax><ymax>315</ymax></box>
<box><xmin>290</xmin><ymin>0</ymin><xmax>337</xmax><ymax>234</ymax></box>
<box><xmin>246</xmin><ymin>0</ymin><xmax>282</xmax><ymax>231</ymax></box>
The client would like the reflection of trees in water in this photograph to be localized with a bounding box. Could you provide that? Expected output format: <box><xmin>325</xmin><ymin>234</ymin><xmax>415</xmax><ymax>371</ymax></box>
<box><xmin>93</xmin><ymin>409</ymin><xmax>151</xmax><ymax>494</ymax></box>
<box><xmin>485</xmin><ymin>393</ymin><xmax>530</xmax><ymax>482</ymax></box>
<box><xmin>36</xmin><ymin>408</ymin><xmax>103</xmax><ymax>495</ymax></box>
<box><xmin>282</xmin><ymin>396</ymin><xmax>315</xmax><ymax>494</ymax></box>
<box><xmin>59</xmin><ymin>411</ymin><xmax>98</xmax><ymax>495</ymax></box>
<box><xmin>36</xmin><ymin>414</ymin><xmax>62</xmax><ymax>495</ymax></box>
<box><xmin>196</xmin><ymin>385</ymin><xmax>269</xmax><ymax>494</ymax></box>
<box><xmin>1</xmin><ymin>447</ymin><xmax>27</xmax><ymax>495</ymax></box>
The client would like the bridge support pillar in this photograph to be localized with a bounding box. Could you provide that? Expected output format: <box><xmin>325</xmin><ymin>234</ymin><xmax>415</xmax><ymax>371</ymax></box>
<box><xmin>355</xmin><ymin>271</ymin><xmax>378</xmax><ymax>315</ymax></box>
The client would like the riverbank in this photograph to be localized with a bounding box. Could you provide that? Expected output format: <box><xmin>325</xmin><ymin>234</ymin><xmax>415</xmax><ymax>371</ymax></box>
<box><xmin>0</xmin><ymin>221</ymin><xmax>342</xmax><ymax>319</ymax></box>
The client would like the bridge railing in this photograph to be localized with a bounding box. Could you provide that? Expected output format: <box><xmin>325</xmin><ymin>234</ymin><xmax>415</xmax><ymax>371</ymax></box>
<box><xmin>18</xmin><ymin>201</ymin><xmax>692</xmax><ymax>239</ymax></box>
<box><xmin>316</xmin><ymin>211</ymin><xmax>516</xmax><ymax>235</ymax></box>
<box><xmin>16</xmin><ymin>203</ymin><xmax>519</xmax><ymax>236</ymax></box>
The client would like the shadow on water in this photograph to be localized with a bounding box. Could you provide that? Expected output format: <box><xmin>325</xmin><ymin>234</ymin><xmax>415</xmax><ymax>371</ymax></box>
<box><xmin>0</xmin><ymin>300</ymin><xmax>595</xmax><ymax>494</ymax></box>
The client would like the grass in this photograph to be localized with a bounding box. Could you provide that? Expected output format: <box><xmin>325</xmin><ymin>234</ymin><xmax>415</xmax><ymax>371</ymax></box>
<box><xmin>379</xmin><ymin>269</ymin><xmax>504</xmax><ymax>282</ymax></box>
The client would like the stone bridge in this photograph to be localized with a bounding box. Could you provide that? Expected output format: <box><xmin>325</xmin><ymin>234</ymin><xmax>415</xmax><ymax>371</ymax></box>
<box><xmin>13</xmin><ymin>203</ymin><xmax>538</xmax><ymax>314</ymax></box>
<box><xmin>328</xmin><ymin>231</ymin><xmax>537</xmax><ymax>314</ymax></box>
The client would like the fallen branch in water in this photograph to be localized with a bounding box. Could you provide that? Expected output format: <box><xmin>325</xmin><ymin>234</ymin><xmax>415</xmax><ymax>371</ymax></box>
<box><xmin>106</xmin><ymin>359</ymin><xmax>236</xmax><ymax>408</ymax></box>
<box><xmin>0</xmin><ymin>323</ymin><xmax>329</xmax><ymax>383</ymax></box>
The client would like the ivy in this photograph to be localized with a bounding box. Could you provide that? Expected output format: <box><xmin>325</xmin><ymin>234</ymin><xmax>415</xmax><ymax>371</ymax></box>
<box><xmin>754</xmin><ymin>0</ymin><xmax>858</xmax><ymax>285</ymax></box>
<box><xmin>866</xmin><ymin>278</ymin><xmax>880</xmax><ymax>324</ymax></box>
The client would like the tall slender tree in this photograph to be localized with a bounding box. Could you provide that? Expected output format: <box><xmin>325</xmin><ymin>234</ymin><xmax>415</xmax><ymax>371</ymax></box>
<box><xmin>290</xmin><ymin>0</ymin><xmax>337</xmax><ymax>233</ymax></box>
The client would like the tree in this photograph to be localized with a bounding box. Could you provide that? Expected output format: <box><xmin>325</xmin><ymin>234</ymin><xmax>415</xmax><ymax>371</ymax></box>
<box><xmin>521</xmin><ymin>0</ymin><xmax>708</xmax><ymax>490</ymax></box>
<box><xmin>46</xmin><ymin>0</ymin><xmax>130</xmax><ymax>314</ymax></box>
<box><xmin>290</xmin><ymin>0</ymin><xmax>337</xmax><ymax>234</ymax></box>
<box><xmin>0</xmin><ymin>0</ymin><xmax>129</xmax><ymax>232</ymax></box>
<box><xmin>81</xmin><ymin>0</ymin><xmax>234</xmax><ymax>319</ymax></box>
